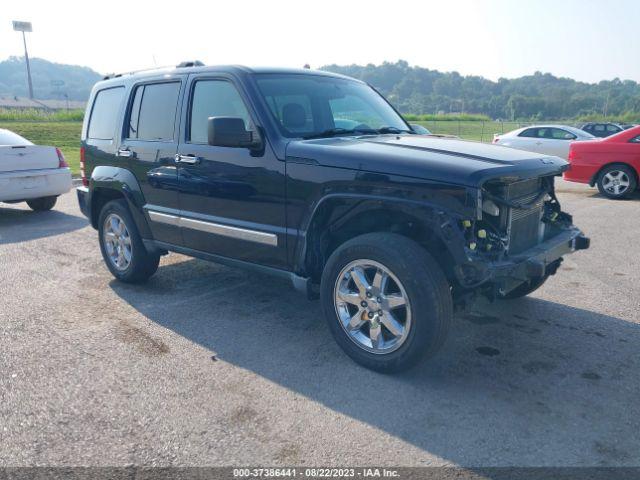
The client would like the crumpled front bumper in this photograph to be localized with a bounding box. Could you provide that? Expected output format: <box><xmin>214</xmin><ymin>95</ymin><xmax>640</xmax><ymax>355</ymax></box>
<box><xmin>458</xmin><ymin>226</ymin><xmax>590</xmax><ymax>294</ymax></box>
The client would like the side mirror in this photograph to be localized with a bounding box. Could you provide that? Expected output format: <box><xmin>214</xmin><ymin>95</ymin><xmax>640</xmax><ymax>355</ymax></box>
<box><xmin>207</xmin><ymin>117</ymin><xmax>260</xmax><ymax>149</ymax></box>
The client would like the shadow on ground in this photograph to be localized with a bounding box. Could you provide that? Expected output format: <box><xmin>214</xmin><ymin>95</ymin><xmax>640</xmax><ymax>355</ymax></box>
<box><xmin>0</xmin><ymin>205</ymin><xmax>86</xmax><ymax>244</ymax></box>
<box><xmin>110</xmin><ymin>258</ymin><xmax>640</xmax><ymax>467</ymax></box>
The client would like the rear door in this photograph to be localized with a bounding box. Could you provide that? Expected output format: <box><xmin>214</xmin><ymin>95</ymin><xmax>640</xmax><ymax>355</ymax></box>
<box><xmin>175</xmin><ymin>74</ymin><xmax>287</xmax><ymax>269</ymax></box>
<box><xmin>508</xmin><ymin>127</ymin><xmax>540</xmax><ymax>151</ymax></box>
<box><xmin>119</xmin><ymin>77</ymin><xmax>185</xmax><ymax>245</ymax></box>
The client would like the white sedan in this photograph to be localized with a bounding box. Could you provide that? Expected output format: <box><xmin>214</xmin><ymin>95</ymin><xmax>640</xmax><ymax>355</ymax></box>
<box><xmin>0</xmin><ymin>128</ymin><xmax>72</xmax><ymax>211</ymax></box>
<box><xmin>493</xmin><ymin>125</ymin><xmax>595</xmax><ymax>159</ymax></box>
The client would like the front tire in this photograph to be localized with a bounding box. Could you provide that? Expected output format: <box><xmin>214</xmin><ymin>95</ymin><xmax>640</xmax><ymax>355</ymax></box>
<box><xmin>98</xmin><ymin>199</ymin><xmax>160</xmax><ymax>283</ymax></box>
<box><xmin>26</xmin><ymin>196</ymin><xmax>57</xmax><ymax>211</ymax></box>
<box><xmin>597</xmin><ymin>165</ymin><xmax>637</xmax><ymax>199</ymax></box>
<box><xmin>321</xmin><ymin>233</ymin><xmax>452</xmax><ymax>373</ymax></box>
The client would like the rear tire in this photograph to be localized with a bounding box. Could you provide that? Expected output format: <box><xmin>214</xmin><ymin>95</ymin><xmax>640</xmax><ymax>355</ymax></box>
<box><xmin>98</xmin><ymin>199</ymin><xmax>160</xmax><ymax>283</ymax></box>
<box><xmin>26</xmin><ymin>196</ymin><xmax>57</xmax><ymax>211</ymax></box>
<box><xmin>597</xmin><ymin>164</ymin><xmax>637</xmax><ymax>199</ymax></box>
<box><xmin>321</xmin><ymin>233</ymin><xmax>452</xmax><ymax>373</ymax></box>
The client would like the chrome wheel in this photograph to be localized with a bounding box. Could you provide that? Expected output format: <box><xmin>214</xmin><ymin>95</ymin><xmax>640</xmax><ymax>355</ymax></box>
<box><xmin>103</xmin><ymin>213</ymin><xmax>133</xmax><ymax>271</ymax></box>
<box><xmin>602</xmin><ymin>170</ymin><xmax>630</xmax><ymax>196</ymax></box>
<box><xmin>334</xmin><ymin>259</ymin><xmax>411</xmax><ymax>354</ymax></box>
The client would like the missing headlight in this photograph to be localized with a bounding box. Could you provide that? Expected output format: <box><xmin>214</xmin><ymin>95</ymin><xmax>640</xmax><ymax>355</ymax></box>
<box><xmin>482</xmin><ymin>199</ymin><xmax>500</xmax><ymax>216</ymax></box>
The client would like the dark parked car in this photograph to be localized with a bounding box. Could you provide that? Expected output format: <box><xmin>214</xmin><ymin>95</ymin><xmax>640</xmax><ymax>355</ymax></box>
<box><xmin>580</xmin><ymin>122</ymin><xmax>624</xmax><ymax>138</ymax></box>
<box><xmin>77</xmin><ymin>63</ymin><xmax>589</xmax><ymax>372</ymax></box>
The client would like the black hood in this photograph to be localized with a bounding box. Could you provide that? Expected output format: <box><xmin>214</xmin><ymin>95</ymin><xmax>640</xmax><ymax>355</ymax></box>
<box><xmin>285</xmin><ymin>135</ymin><xmax>568</xmax><ymax>187</ymax></box>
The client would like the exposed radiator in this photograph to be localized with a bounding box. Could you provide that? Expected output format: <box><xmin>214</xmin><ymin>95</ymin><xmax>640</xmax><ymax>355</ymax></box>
<box><xmin>504</xmin><ymin>179</ymin><xmax>545</xmax><ymax>255</ymax></box>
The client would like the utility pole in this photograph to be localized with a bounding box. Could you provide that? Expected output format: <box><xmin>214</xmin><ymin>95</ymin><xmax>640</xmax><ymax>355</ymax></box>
<box><xmin>12</xmin><ymin>21</ymin><xmax>34</xmax><ymax>100</ymax></box>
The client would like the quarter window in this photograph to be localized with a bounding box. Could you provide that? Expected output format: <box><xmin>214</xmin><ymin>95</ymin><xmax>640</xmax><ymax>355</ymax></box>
<box><xmin>189</xmin><ymin>80</ymin><xmax>251</xmax><ymax>143</ymax></box>
<box><xmin>629</xmin><ymin>135</ymin><xmax>640</xmax><ymax>144</ymax></box>
<box><xmin>127</xmin><ymin>82</ymin><xmax>181</xmax><ymax>141</ymax></box>
<box><xmin>88</xmin><ymin>87</ymin><xmax>124</xmax><ymax>140</ymax></box>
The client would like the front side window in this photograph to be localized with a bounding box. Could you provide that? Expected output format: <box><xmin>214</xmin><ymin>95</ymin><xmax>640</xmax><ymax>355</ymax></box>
<box><xmin>255</xmin><ymin>74</ymin><xmax>409</xmax><ymax>138</ymax></box>
<box><xmin>128</xmin><ymin>82</ymin><xmax>181</xmax><ymax>141</ymax></box>
<box><xmin>88</xmin><ymin>87</ymin><xmax>124</xmax><ymax>140</ymax></box>
<box><xmin>549</xmin><ymin>128</ymin><xmax>576</xmax><ymax>140</ymax></box>
<box><xmin>189</xmin><ymin>80</ymin><xmax>251</xmax><ymax>143</ymax></box>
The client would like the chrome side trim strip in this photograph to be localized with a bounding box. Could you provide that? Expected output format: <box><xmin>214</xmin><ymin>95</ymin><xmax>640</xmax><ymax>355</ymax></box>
<box><xmin>180</xmin><ymin>217</ymin><xmax>278</xmax><ymax>246</ymax></box>
<box><xmin>147</xmin><ymin>209</ymin><xmax>278</xmax><ymax>247</ymax></box>
<box><xmin>148</xmin><ymin>210</ymin><xmax>180</xmax><ymax>227</ymax></box>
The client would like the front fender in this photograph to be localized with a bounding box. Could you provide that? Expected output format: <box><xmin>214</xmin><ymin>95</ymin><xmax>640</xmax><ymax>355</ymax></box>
<box><xmin>293</xmin><ymin>192</ymin><xmax>474</xmax><ymax>278</ymax></box>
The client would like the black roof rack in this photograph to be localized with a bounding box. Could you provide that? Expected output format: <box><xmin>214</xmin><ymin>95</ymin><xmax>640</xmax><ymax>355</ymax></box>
<box><xmin>102</xmin><ymin>61</ymin><xmax>204</xmax><ymax>80</ymax></box>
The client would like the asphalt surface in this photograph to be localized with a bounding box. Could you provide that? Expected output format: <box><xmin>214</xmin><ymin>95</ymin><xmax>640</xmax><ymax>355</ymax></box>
<box><xmin>0</xmin><ymin>179</ymin><xmax>639</xmax><ymax>468</ymax></box>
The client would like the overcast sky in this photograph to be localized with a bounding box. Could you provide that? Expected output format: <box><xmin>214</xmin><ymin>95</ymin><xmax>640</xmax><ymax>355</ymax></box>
<box><xmin>2</xmin><ymin>0</ymin><xmax>638</xmax><ymax>83</ymax></box>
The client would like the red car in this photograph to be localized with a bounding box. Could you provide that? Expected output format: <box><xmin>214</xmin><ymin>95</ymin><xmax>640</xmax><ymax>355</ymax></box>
<box><xmin>565</xmin><ymin>125</ymin><xmax>640</xmax><ymax>199</ymax></box>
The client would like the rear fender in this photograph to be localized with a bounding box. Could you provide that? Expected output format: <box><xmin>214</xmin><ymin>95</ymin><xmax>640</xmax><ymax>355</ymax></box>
<box><xmin>89</xmin><ymin>166</ymin><xmax>150</xmax><ymax>237</ymax></box>
<box><xmin>590</xmin><ymin>161</ymin><xmax>640</xmax><ymax>186</ymax></box>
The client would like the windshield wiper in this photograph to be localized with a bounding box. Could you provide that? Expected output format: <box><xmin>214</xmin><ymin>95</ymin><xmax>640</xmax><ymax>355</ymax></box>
<box><xmin>302</xmin><ymin>127</ymin><xmax>378</xmax><ymax>140</ymax></box>
<box><xmin>377</xmin><ymin>126</ymin><xmax>413</xmax><ymax>134</ymax></box>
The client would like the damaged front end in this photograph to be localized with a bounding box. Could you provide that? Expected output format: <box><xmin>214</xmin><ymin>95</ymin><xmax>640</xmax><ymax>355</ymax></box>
<box><xmin>454</xmin><ymin>174</ymin><xmax>590</xmax><ymax>298</ymax></box>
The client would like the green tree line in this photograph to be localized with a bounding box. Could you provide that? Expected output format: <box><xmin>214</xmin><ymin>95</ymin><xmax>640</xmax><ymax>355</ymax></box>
<box><xmin>322</xmin><ymin>60</ymin><xmax>640</xmax><ymax>121</ymax></box>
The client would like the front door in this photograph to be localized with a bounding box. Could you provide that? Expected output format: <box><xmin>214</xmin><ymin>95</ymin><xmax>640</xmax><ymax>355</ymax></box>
<box><xmin>175</xmin><ymin>76</ymin><xmax>287</xmax><ymax>269</ymax></box>
<box><xmin>120</xmin><ymin>78</ymin><xmax>185</xmax><ymax>245</ymax></box>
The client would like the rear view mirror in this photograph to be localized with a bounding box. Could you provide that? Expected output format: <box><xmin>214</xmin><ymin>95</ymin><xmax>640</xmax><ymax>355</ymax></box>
<box><xmin>207</xmin><ymin>117</ymin><xmax>260</xmax><ymax>149</ymax></box>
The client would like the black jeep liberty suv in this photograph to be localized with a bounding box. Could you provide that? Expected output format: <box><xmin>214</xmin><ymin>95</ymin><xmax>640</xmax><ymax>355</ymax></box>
<box><xmin>77</xmin><ymin>63</ymin><xmax>589</xmax><ymax>372</ymax></box>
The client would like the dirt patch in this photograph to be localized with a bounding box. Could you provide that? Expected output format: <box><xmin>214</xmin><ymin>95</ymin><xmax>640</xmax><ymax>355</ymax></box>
<box><xmin>116</xmin><ymin>323</ymin><xmax>170</xmax><ymax>357</ymax></box>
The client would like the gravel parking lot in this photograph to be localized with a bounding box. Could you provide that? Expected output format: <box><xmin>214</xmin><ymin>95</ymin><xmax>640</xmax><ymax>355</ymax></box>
<box><xmin>1</xmin><ymin>180</ymin><xmax>639</xmax><ymax>468</ymax></box>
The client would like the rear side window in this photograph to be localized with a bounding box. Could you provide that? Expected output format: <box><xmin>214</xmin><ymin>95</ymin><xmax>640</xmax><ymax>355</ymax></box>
<box><xmin>189</xmin><ymin>80</ymin><xmax>251</xmax><ymax>143</ymax></box>
<box><xmin>128</xmin><ymin>82</ymin><xmax>181</xmax><ymax>141</ymax></box>
<box><xmin>88</xmin><ymin>87</ymin><xmax>125</xmax><ymax>140</ymax></box>
<box><xmin>518</xmin><ymin>128</ymin><xmax>538</xmax><ymax>138</ymax></box>
<box><xmin>0</xmin><ymin>129</ymin><xmax>32</xmax><ymax>146</ymax></box>
<box><xmin>607</xmin><ymin>124</ymin><xmax>620</xmax><ymax>132</ymax></box>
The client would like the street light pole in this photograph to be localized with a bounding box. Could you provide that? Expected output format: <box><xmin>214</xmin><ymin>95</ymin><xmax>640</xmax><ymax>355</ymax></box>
<box><xmin>21</xmin><ymin>31</ymin><xmax>34</xmax><ymax>99</ymax></box>
<box><xmin>12</xmin><ymin>21</ymin><xmax>34</xmax><ymax>100</ymax></box>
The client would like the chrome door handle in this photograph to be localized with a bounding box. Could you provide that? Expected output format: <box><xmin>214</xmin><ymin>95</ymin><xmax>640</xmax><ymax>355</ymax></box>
<box><xmin>175</xmin><ymin>154</ymin><xmax>201</xmax><ymax>165</ymax></box>
<box><xmin>117</xmin><ymin>148</ymin><xmax>133</xmax><ymax>158</ymax></box>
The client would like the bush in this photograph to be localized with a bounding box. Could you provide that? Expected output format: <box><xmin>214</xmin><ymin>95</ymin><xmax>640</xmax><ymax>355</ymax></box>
<box><xmin>0</xmin><ymin>108</ymin><xmax>84</xmax><ymax>122</ymax></box>
<box><xmin>403</xmin><ymin>113</ymin><xmax>491</xmax><ymax>122</ymax></box>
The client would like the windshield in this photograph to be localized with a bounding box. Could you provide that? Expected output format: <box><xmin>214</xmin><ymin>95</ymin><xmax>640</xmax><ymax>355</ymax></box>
<box><xmin>255</xmin><ymin>74</ymin><xmax>410</xmax><ymax>139</ymax></box>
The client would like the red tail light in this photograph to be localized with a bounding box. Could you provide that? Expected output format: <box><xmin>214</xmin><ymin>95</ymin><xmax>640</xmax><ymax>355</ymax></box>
<box><xmin>56</xmin><ymin>148</ymin><xmax>69</xmax><ymax>168</ymax></box>
<box><xmin>568</xmin><ymin>147</ymin><xmax>576</xmax><ymax>162</ymax></box>
<box><xmin>80</xmin><ymin>146</ymin><xmax>88</xmax><ymax>187</ymax></box>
